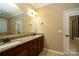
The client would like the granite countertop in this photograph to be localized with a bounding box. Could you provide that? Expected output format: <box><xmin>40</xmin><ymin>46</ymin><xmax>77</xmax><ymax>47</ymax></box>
<box><xmin>0</xmin><ymin>32</ymin><xmax>35</xmax><ymax>39</ymax></box>
<box><xmin>0</xmin><ymin>34</ymin><xmax>43</xmax><ymax>53</ymax></box>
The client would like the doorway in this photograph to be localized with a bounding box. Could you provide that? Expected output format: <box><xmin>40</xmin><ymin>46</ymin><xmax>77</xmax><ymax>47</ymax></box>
<box><xmin>64</xmin><ymin>8</ymin><xmax>79</xmax><ymax>55</ymax></box>
<box><xmin>69</xmin><ymin>15</ymin><xmax>79</xmax><ymax>55</ymax></box>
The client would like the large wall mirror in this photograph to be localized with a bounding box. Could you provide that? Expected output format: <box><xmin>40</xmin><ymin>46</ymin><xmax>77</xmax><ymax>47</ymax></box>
<box><xmin>0</xmin><ymin>3</ymin><xmax>36</xmax><ymax>35</ymax></box>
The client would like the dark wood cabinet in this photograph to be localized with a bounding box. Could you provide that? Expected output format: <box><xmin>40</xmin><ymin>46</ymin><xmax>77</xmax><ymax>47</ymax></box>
<box><xmin>37</xmin><ymin>36</ymin><xmax>44</xmax><ymax>55</ymax></box>
<box><xmin>0</xmin><ymin>35</ymin><xmax>44</xmax><ymax>56</ymax></box>
<box><xmin>16</xmin><ymin>48</ymin><xmax>28</xmax><ymax>56</ymax></box>
<box><xmin>0</xmin><ymin>42</ymin><xmax>28</xmax><ymax>56</ymax></box>
<box><xmin>28</xmin><ymin>39</ymin><xmax>38</xmax><ymax>56</ymax></box>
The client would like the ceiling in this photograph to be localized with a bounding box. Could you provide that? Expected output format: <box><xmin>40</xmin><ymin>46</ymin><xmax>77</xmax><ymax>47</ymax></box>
<box><xmin>0</xmin><ymin>3</ymin><xmax>50</xmax><ymax>17</ymax></box>
<box><xmin>0</xmin><ymin>3</ymin><xmax>22</xmax><ymax>17</ymax></box>
<box><xmin>30</xmin><ymin>3</ymin><xmax>51</xmax><ymax>8</ymax></box>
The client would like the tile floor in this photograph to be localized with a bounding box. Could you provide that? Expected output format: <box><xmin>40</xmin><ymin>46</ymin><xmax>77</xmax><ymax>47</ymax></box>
<box><xmin>69</xmin><ymin>39</ymin><xmax>79</xmax><ymax>55</ymax></box>
<box><xmin>39</xmin><ymin>50</ymin><xmax>64</xmax><ymax>56</ymax></box>
<box><xmin>70</xmin><ymin>39</ymin><xmax>79</xmax><ymax>49</ymax></box>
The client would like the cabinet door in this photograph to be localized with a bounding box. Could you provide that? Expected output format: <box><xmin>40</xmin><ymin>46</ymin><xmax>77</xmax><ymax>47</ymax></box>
<box><xmin>17</xmin><ymin>48</ymin><xmax>28</xmax><ymax>56</ymax></box>
<box><xmin>33</xmin><ymin>39</ymin><xmax>38</xmax><ymax>56</ymax></box>
<box><xmin>28</xmin><ymin>39</ymin><xmax>38</xmax><ymax>56</ymax></box>
<box><xmin>28</xmin><ymin>46</ymin><xmax>35</xmax><ymax>56</ymax></box>
<box><xmin>37</xmin><ymin>36</ymin><xmax>44</xmax><ymax>55</ymax></box>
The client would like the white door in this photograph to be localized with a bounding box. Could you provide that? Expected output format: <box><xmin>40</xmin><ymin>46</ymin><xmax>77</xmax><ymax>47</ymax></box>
<box><xmin>64</xmin><ymin>8</ymin><xmax>79</xmax><ymax>55</ymax></box>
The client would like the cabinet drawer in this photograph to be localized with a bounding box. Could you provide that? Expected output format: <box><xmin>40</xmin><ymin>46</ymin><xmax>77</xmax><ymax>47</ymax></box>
<box><xmin>33</xmin><ymin>39</ymin><xmax>37</xmax><ymax>44</ymax></box>
<box><xmin>28</xmin><ymin>39</ymin><xmax>38</xmax><ymax>47</ymax></box>
<box><xmin>28</xmin><ymin>40</ymin><xmax>34</xmax><ymax>47</ymax></box>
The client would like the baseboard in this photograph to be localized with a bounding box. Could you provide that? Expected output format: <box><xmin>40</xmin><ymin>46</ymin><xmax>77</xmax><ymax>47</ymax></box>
<box><xmin>44</xmin><ymin>48</ymin><xmax>64</xmax><ymax>55</ymax></box>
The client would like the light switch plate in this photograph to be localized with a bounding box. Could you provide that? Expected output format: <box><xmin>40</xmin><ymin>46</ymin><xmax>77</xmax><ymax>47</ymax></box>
<box><xmin>58</xmin><ymin>30</ymin><xmax>62</xmax><ymax>33</ymax></box>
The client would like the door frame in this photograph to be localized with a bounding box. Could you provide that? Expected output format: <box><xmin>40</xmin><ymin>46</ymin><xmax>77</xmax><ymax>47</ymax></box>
<box><xmin>63</xmin><ymin>7</ymin><xmax>79</xmax><ymax>55</ymax></box>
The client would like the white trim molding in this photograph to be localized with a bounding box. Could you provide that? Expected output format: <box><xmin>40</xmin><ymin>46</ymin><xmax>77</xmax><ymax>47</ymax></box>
<box><xmin>44</xmin><ymin>48</ymin><xmax>64</xmax><ymax>55</ymax></box>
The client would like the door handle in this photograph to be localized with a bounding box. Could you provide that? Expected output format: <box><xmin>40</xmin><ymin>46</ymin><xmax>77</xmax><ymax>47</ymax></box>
<box><xmin>66</xmin><ymin>35</ymin><xmax>70</xmax><ymax>37</ymax></box>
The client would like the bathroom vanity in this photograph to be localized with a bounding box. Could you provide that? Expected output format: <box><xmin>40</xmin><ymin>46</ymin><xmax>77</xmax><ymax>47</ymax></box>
<box><xmin>0</xmin><ymin>34</ymin><xmax>44</xmax><ymax>56</ymax></box>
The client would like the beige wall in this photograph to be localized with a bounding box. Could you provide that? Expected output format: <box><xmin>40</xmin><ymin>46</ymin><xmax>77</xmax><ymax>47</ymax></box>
<box><xmin>36</xmin><ymin>3</ymin><xmax>79</xmax><ymax>52</ymax></box>
<box><xmin>9</xmin><ymin>3</ymin><xmax>36</xmax><ymax>34</ymax></box>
